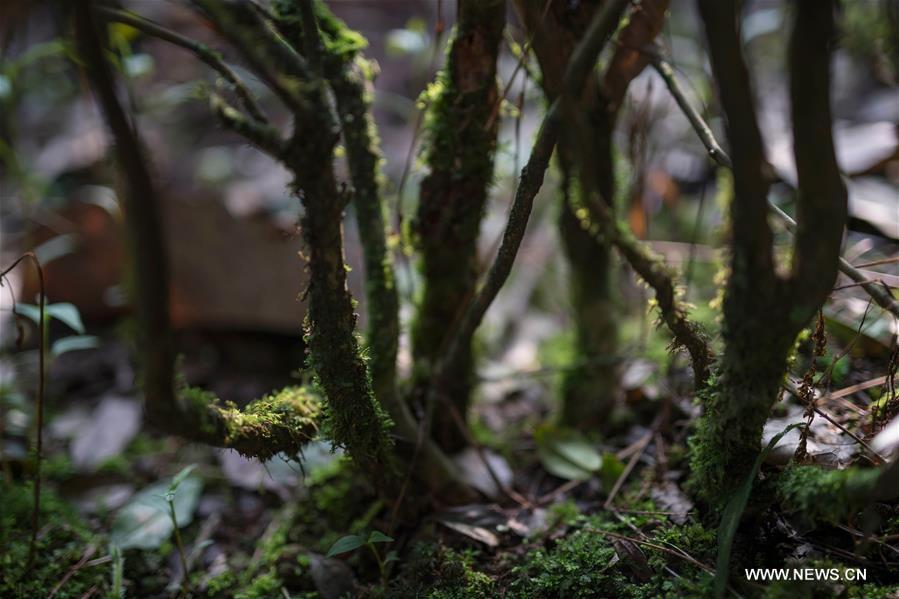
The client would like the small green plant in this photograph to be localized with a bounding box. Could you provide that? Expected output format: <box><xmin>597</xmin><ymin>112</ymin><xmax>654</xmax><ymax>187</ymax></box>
<box><xmin>326</xmin><ymin>529</ymin><xmax>397</xmax><ymax>587</ymax></box>
<box><xmin>109</xmin><ymin>543</ymin><xmax>124</xmax><ymax>599</ymax></box>
<box><xmin>164</xmin><ymin>465</ymin><xmax>196</xmax><ymax>597</ymax></box>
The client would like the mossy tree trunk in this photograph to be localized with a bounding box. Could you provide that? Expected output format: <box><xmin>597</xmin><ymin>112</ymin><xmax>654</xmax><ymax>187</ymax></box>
<box><xmin>688</xmin><ymin>0</ymin><xmax>848</xmax><ymax>505</ymax></box>
<box><xmin>514</xmin><ymin>0</ymin><xmax>670</xmax><ymax>428</ymax></box>
<box><xmin>412</xmin><ymin>0</ymin><xmax>505</xmax><ymax>452</ymax></box>
<box><xmin>74</xmin><ymin>1</ymin><xmax>324</xmax><ymax>462</ymax></box>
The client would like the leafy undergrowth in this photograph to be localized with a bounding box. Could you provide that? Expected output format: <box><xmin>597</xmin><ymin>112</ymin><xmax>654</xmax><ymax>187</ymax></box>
<box><xmin>215</xmin><ymin>465</ymin><xmax>899</xmax><ymax>598</ymax></box>
<box><xmin>0</xmin><ymin>484</ymin><xmax>109</xmax><ymax>598</ymax></box>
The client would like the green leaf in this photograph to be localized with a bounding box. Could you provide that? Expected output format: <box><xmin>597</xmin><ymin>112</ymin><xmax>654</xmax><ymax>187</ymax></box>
<box><xmin>384</xmin><ymin>550</ymin><xmax>399</xmax><ymax>564</ymax></box>
<box><xmin>51</xmin><ymin>335</ymin><xmax>99</xmax><ymax>358</ymax></box>
<box><xmin>326</xmin><ymin>535</ymin><xmax>365</xmax><ymax>557</ymax></box>
<box><xmin>169</xmin><ymin>464</ymin><xmax>197</xmax><ymax>494</ymax></box>
<box><xmin>367</xmin><ymin>530</ymin><xmax>394</xmax><ymax>544</ymax></box>
<box><xmin>714</xmin><ymin>422</ymin><xmax>803</xmax><ymax>598</ymax></box>
<box><xmin>17</xmin><ymin>302</ymin><xmax>85</xmax><ymax>333</ymax></box>
<box><xmin>15</xmin><ymin>304</ymin><xmax>41</xmax><ymax>326</ymax></box>
<box><xmin>110</xmin><ymin>477</ymin><xmax>202</xmax><ymax>550</ymax></box>
<box><xmin>535</xmin><ymin>424</ymin><xmax>602</xmax><ymax>481</ymax></box>
<box><xmin>46</xmin><ymin>303</ymin><xmax>86</xmax><ymax>333</ymax></box>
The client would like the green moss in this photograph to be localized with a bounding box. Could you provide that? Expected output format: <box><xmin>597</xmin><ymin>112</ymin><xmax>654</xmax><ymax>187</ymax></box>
<box><xmin>0</xmin><ymin>484</ymin><xmax>108</xmax><ymax>598</ymax></box>
<box><xmin>236</xmin><ymin>567</ymin><xmax>282</xmax><ymax>599</ymax></box>
<box><xmin>509</xmin><ymin>513</ymin><xmax>716</xmax><ymax>598</ymax></box>
<box><xmin>773</xmin><ymin>464</ymin><xmax>881</xmax><ymax>524</ymax></box>
<box><xmin>272</xmin><ymin>0</ymin><xmax>367</xmax><ymax>72</ymax></box>
<box><xmin>390</xmin><ymin>543</ymin><xmax>496</xmax><ymax>598</ymax></box>
<box><xmin>179</xmin><ymin>384</ymin><xmax>322</xmax><ymax>461</ymax></box>
<box><xmin>293</xmin><ymin>457</ymin><xmax>380</xmax><ymax>554</ymax></box>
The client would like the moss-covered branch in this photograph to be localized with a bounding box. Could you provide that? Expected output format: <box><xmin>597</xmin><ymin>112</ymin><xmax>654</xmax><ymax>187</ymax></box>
<box><xmin>689</xmin><ymin>0</ymin><xmax>848</xmax><ymax>503</ymax></box>
<box><xmin>179</xmin><ymin>386</ymin><xmax>321</xmax><ymax>461</ymax></box>
<box><xmin>773</xmin><ymin>460</ymin><xmax>899</xmax><ymax>525</ymax></box>
<box><xmin>209</xmin><ymin>93</ymin><xmax>286</xmax><ymax>159</ymax></box>
<box><xmin>524</xmin><ymin>0</ymin><xmax>711</xmax><ymax>393</ymax></box>
<box><xmin>411</xmin><ymin>0</ymin><xmax>506</xmax><ymax>451</ymax></box>
<box><xmin>511</xmin><ymin>0</ymin><xmax>631</xmax><ymax>428</ymax></box>
<box><xmin>191</xmin><ymin>0</ymin><xmax>312</xmax><ymax>116</ymax></box>
<box><xmin>330</xmin><ymin>57</ymin><xmax>400</xmax><ymax>412</ymax></box>
<box><xmin>73</xmin><ymin>0</ymin><xmax>322</xmax><ymax>462</ymax></box>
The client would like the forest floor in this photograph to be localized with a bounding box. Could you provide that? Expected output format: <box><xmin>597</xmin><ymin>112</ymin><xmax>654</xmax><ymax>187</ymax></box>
<box><xmin>2</xmin><ymin>315</ymin><xmax>898</xmax><ymax>598</ymax></box>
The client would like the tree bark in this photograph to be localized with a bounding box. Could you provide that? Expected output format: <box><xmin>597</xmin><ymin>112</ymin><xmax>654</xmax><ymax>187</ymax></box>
<box><xmin>412</xmin><ymin>0</ymin><xmax>506</xmax><ymax>452</ymax></box>
<box><xmin>689</xmin><ymin>0</ymin><xmax>847</xmax><ymax>503</ymax></box>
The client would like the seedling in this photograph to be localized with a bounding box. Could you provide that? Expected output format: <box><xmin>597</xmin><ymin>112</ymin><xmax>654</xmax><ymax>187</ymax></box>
<box><xmin>326</xmin><ymin>530</ymin><xmax>398</xmax><ymax>587</ymax></box>
<box><xmin>165</xmin><ymin>465</ymin><xmax>196</xmax><ymax>597</ymax></box>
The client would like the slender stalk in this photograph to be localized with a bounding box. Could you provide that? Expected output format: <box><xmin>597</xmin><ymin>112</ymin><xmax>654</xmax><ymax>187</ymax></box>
<box><xmin>167</xmin><ymin>500</ymin><xmax>190</xmax><ymax>597</ymax></box>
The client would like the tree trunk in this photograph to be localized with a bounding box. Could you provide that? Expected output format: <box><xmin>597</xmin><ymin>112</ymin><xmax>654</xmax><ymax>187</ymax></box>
<box><xmin>412</xmin><ymin>0</ymin><xmax>505</xmax><ymax>452</ymax></box>
<box><xmin>513</xmin><ymin>0</ymin><xmax>620</xmax><ymax>428</ymax></box>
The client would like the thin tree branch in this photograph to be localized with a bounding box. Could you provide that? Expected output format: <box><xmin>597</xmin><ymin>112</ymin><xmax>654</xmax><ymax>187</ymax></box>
<box><xmin>650</xmin><ymin>48</ymin><xmax>899</xmax><ymax>321</ymax></box>
<box><xmin>697</xmin><ymin>0</ymin><xmax>775</xmax><ymax>290</ymax></box>
<box><xmin>330</xmin><ymin>56</ymin><xmax>401</xmax><ymax>414</ymax></box>
<box><xmin>542</xmin><ymin>0</ymin><xmax>714</xmax><ymax>385</ymax></box>
<box><xmin>436</xmin><ymin>0</ymin><xmax>632</xmax><ymax>389</ymax></box>
<box><xmin>191</xmin><ymin>0</ymin><xmax>313</xmax><ymax>117</ymax></box>
<box><xmin>94</xmin><ymin>6</ymin><xmax>268</xmax><ymax>123</ymax></box>
<box><xmin>650</xmin><ymin>54</ymin><xmax>731</xmax><ymax>169</ymax></box>
<box><xmin>209</xmin><ymin>92</ymin><xmax>286</xmax><ymax>159</ymax></box>
<box><xmin>297</xmin><ymin>0</ymin><xmax>324</xmax><ymax>77</ymax></box>
<box><xmin>786</xmin><ymin>0</ymin><xmax>847</xmax><ymax>327</ymax></box>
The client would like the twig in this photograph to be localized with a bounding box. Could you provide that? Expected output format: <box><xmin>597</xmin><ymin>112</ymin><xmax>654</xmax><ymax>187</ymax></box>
<box><xmin>604</xmin><ymin>409</ymin><xmax>666</xmax><ymax>510</ymax></box>
<box><xmin>782</xmin><ymin>379</ymin><xmax>887</xmax><ymax>463</ymax></box>
<box><xmin>586</xmin><ymin>528</ymin><xmax>717</xmax><ymax>576</ymax></box>
<box><xmin>854</xmin><ymin>256</ymin><xmax>899</xmax><ymax>269</ymax></box>
<box><xmin>209</xmin><ymin>92</ymin><xmax>285</xmax><ymax>159</ymax></box>
<box><xmin>436</xmin><ymin>0</ymin><xmax>631</xmax><ymax>390</ymax></box>
<box><xmin>94</xmin><ymin>6</ymin><xmax>267</xmax><ymax>123</ymax></box>
<box><xmin>604</xmin><ymin>432</ymin><xmax>651</xmax><ymax>509</ymax></box>
<box><xmin>649</xmin><ymin>46</ymin><xmax>899</xmax><ymax>321</ymax></box>
<box><xmin>1</xmin><ymin>252</ymin><xmax>45</xmax><ymax>565</ymax></box>
<box><xmin>48</xmin><ymin>545</ymin><xmax>97</xmax><ymax>599</ymax></box>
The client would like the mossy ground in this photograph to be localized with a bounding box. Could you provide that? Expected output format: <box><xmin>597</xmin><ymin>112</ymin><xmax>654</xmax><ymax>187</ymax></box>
<box><xmin>0</xmin><ymin>484</ymin><xmax>109</xmax><ymax>598</ymax></box>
